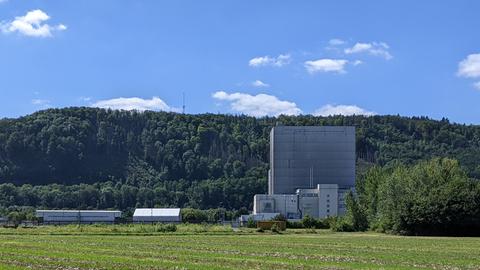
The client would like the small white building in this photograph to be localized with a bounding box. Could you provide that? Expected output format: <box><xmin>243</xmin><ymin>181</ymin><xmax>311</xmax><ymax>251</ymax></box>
<box><xmin>36</xmin><ymin>210</ymin><xmax>122</xmax><ymax>224</ymax></box>
<box><xmin>133</xmin><ymin>208</ymin><xmax>181</xmax><ymax>223</ymax></box>
<box><xmin>252</xmin><ymin>184</ymin><xmax>352</xmax><ymax>220</ymax></box>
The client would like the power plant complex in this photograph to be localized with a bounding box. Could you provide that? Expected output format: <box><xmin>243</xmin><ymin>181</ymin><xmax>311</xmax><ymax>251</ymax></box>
<box><xmin>250</xmin><ymin>126</ymin><xmax>355</xmax><ymax>220</ymax></box>
<box><xmin>32</xmin><ymin>125</ymin><xmax>355</xmax><ymax>225</ymax></box>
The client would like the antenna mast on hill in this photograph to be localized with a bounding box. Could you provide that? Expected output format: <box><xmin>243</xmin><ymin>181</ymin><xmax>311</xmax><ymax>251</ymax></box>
<box><xmin>182</xmin><ymin>92</ymin><xmax>186</xmax><ymax>114</ymax></box>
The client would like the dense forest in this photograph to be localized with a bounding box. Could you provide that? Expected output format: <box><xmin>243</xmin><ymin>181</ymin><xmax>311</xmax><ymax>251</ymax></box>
<box><xmin>1</xmin><ymin>107</ymin><xmax>480</xmax><ymax>214</ymax></box>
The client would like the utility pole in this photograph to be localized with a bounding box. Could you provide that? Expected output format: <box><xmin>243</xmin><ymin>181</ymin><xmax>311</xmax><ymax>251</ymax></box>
<box><xmin>182</xmin><ymin>92</ymin><xmax>186</xmax><ymax>114</ymax></box>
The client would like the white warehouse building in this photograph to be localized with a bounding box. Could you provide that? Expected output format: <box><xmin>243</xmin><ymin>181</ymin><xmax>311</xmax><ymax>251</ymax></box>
<box><xmin>36</xmin><ymin>210</ymin><xmax>122</xmax><ymax>224</ymax></box>
<box><xmin>133</xmin><ymin>208</ymin><xmax>181</xmax><ymax>223</ymax></box>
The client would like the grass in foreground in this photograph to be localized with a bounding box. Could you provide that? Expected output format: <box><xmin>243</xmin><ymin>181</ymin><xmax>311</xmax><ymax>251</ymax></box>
<box><xmin>0</xmin><ymin>224</ymin><xmax>479</xmax><ymax>269</ymax></box>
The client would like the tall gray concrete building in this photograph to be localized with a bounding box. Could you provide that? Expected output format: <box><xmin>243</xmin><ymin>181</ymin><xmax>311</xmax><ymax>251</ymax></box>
<box><xmin>268</xmin><ymin>126</ymin><xmax>355</xmax><ymax>194</ymax></box>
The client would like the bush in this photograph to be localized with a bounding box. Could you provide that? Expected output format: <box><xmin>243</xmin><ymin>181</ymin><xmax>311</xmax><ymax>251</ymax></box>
<box><xmin>155</xmin><ymin>223</ymin><xmax>177</xmax><ymax>233</ymax></box>
<box><xmin>301</xmin><ymin>215</ymin><xmax>316</xmax><ymax>228</ymax></box>
<box><xmin>270</xmin><ymin>224</ymin><xmax>280</xmax><ymax>233</ymax></box>
<box><xmin>181</xmin><ymin>208</ymin><xmax>208</xmax><ymax>223</ymax></box>
<box><xmin>286</xmin><ymin>220</ymin><xmax>304</xmax><ymax>229</ymax></box>
<box><xmin>331</xmin><ymin>217</ymin><xmax>354</xmax><ymax>232</ymax></box>
<box><xmin>300</xmin><ymin>215</ymin><xmax>330</xmax><ymax>229</ymax></box>
<box><xmin>246</xmin><ymin>217</ymin><xmax>256</xmax><ymax>228</ymax></box>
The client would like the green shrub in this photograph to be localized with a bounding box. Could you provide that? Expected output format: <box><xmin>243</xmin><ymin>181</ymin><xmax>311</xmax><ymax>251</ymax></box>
<box><xmin>155</xmin><ymin>223</ymin><xmax>177</xmax><ymax>233</ymax></box>
<box><xmin>331</xmin><ymin>217</ymin><xmax>354</xmax><ymax>232</ymax></box>
<box><xmin>246</xmin><ymin>217</ymin><xmax>256</xmax><ymax>228</ymax></box>
<box><xmin>286</xmin><ymin>220</ymin><xmax>304</xmax><ymax>229</ymax></box>
<box><xmin>301</xmin><ymin>215</ymin><xmax>316</xmax><ymax>228</ymax></box>
<box><xmin>270</xmin><ymin>224</ymin><xmax>280</xmax><ymax>234</ymax></box>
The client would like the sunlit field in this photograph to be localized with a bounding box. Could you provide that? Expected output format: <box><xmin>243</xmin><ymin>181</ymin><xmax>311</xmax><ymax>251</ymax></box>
<box><xmin>0</xmin><ymin>225</ymin><xmax>479</xmax><ymax>269</ymax></box>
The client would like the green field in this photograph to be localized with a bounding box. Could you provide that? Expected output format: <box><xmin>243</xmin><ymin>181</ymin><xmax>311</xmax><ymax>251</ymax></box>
<box><xmin>0</xmin><ymin>225</ymin><xmax>479</xmax><ymax>270</ymax></box>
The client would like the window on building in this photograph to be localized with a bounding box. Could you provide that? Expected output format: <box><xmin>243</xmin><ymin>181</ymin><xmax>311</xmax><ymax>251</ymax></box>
<box><xmin>327</xmin><ymin>209</ymin><xmax>330</xmax><ymax>213</ymax></box>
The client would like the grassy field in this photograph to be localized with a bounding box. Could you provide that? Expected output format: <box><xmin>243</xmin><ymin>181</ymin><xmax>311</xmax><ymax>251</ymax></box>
<box><xmin>0</xmin><ymin>225</ymin><xmax>479</xmax><ymax>269</ymax></box>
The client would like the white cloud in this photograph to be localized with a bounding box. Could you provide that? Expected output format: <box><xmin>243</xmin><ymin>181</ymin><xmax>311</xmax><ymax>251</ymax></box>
<box><xmin>313</xmin><ymin>104</ymin><xmax>376</xmax><ymax>116</ymax></box>
<box><xmin>252</xmin><ymin>80</ymin><xmax>270</xmax><ymax>88</ymax></box>
<box><xmin>329</xmin><ymin>38</ymin><xmax>345</xmax><ymax>46</ymax></box>
<box><xmin>474</xmin><ymin>81</ymin><xmax>480</xmax><ymax>90</ymax></box>
<box><xmin>32</xmin><ymin>99</ymin><xmax>50</xmax><ymax>105</ymax></box>
<box><xmin>79</xmin><ymin>96</ymin><xmax>92</xmax><ymax>102</ymax></box>
<box><xmin>0</xmin><ymin>9</ymin><xmax>66</xmax><ymax>37</ymax></box>
<box><xmin>344</xmin><ymin>42</ymin><xmax>392</xmax><ymax>60</ymax></box>
<box><xmin>212</xmin><ymin>91</ymin><xmax>301</xmax><ymax>117</ymax></box>
<box><xmin>31</xmin><ymin>99</ymin><xmax>51</xmax><ymax>109</ymax></box>
<box><xmin>92</xmin><ymin>97</ymin><xmax>177</xmax><ymax>112</ymax></box>
<box><xmin>249</xmin><ymin>54</ymin><xmax>291</xmax><ymax>67</ymax></box>
<box><xmin>457</xmin><ymin>53</ymin><xmax>480</xmax><ymax>78</ymax></box>
<box><xmin>352</xmin><ymin>60</ymin><xmax>363</xmax><ymax>66</ymax></box>
<box><xmin>304</xmin><ymin>59</ymin><xmax>348</xmax><ymax>74</ymax></box>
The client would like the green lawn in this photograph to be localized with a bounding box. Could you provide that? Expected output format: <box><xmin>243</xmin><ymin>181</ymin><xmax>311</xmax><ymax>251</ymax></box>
<box><xmin>0</xmin><ymin>225</ymin><xmax>479</xmax><ymax>269</ymax></box>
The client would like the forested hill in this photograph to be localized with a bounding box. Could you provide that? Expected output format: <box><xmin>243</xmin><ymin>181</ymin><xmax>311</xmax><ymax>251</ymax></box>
<box><xmin>1</xmin><ymin>107</ymin><xmax>480</xmax><ymax>187</ymax></box>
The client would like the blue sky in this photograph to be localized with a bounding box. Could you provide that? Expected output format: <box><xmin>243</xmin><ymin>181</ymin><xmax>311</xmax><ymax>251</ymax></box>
<box><xmin>1</xmin><ymin>1</ymin><xmax>480</xmax><ymax>123</ymax></box>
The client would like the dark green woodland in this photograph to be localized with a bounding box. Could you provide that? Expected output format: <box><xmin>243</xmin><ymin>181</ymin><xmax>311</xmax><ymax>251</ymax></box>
<box><xmin>1</xmin><ymin>107</ymin><xmax>479</xmax><ymax>235</ymax></box>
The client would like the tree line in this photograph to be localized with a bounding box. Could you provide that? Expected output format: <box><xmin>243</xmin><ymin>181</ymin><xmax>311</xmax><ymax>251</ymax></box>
<box><xmin>1</xmin><ymin>107</ymin><xmax>480</xmax><ymax>219</ymax></box>
<box><xmin>339</xmin><ymin>158</ymin><xmax>480</xmax><ymax>236</ymax></box>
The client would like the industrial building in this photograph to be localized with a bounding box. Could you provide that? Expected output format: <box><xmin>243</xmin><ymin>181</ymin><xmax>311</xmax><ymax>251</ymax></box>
<box><xmin>249</xmin><ymin>126</ymin><xmax>355</xmax><ymax>221</ymax></box>
<box><xmin>36</xmin><ymin>210</ymin><xmax>122</xmax><ymax>224</ymax></box>
<box><xmin>269</xmin><ymin>126</ymin><xmax>355</xmax><ymax>194</ymax></box>
<box><xmin>133</xmin><ymin>208</ymin><xmax>181</xmax><ymax>223</ymax></box>
<box><xmin>253</xmin><ymin>184</ymin><xmax>351</xmax><ymax>219</ymax></box>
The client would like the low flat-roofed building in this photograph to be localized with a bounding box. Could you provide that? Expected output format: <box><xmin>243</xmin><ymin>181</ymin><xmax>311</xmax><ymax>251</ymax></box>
<box><xmin>239</xmin><ymin>213</ymin><xmax>280</xmax><ymax>226</ymax></box>
<box><xmin>36</xmin><ymin>210</ymin><xmax>121</xmax><ymax>224</ymax></box>
<box><xmin>253</xmin><ymin>184</ymin><xmax>353</xmax><ymax>220</ymax></box>
<box><xmin>133</xmin><ymin>208</ymin><xmax>181</xmax><ymax>223</ymax></box>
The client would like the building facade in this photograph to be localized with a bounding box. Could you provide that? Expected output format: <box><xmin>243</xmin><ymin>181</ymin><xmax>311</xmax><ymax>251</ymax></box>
<box><xmin>36</xmin><ymin>210</ymin><xmax>122</xmax><ymax>224</ymax></box>
<box><xmin>268</xmin><ymin>126</ymin><xmax>355</xmax><ymax>194</ymax></box>
<box><xmin>133</xmin><ymin>208</ymin><xmax>181</xmax><ymax>223</ymax></box>
<box><xmin>247</xmin><ymin>126</ymin><xmax>356</xmax><ymax>221</ymax></box>
<box><xmin>254</xmin><ymin>184</ymin><xmax>352</xmax><ymax>219</ymax></box>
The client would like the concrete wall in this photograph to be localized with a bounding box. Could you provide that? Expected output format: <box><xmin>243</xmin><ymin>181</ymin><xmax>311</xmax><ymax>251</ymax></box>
<box><xmin>269</xmin><ymin>126</ymin><xmax>355</xmax><ymax>194</ymax></box>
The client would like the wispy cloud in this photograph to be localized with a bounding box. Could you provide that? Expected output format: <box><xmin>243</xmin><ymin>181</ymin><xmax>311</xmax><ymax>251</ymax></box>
<box><xmin>304</xmin><ymin>59</ymin><xmax>348</xmax><ymax>74</ymax></box>
<box><xmin>249</xmin><ymin>54</ymin><xmax>291</xmax><ymax>67</ymax></box>
<box><xmin>92</xmin><ymin>97</ymin><xmax>178</xmax><ymax>112</ymax></box>
<box><xmin>31</xmin><ymin>99</ymin><xmax>51</xmax><ymax>109</ymax></box>
<box><xmin>344</xmin><ymin>42</ymin><xmax>392</xmax><ymax>60</ymax></box>
<box><xmin>328</xmin><ymin>38</ymin><xmax>345</xmax><ymax>46</ymax></box>
<box><xmin>79</xmin><ymin>96</ymin><xmax>92</xmax><ymax>102</ymax></box>
<box><xmin>313</xmin><ymin>104</ymin><xmax>376</xmax><ymax>116</ymax></box>
<box><xmin>474</xmin><ymin>82</ymin><xmax>480</xmax><ymax>90</ymax></box>
<box><xmin>32</xmin><ymin>99</ymin><xmax>50</xmax><ymax>105</ymax></box>
<box><xmin>457</xmin><ymin>53</ymin><xmax>480</xmax><ymax>78</ymax></box>
<box><xmin>352</xmin><ymin>60</ymin><xmax>363</xmax><ymax>66</ymax></box>
<box><xmin>251</xmin><ymin>80</ymin><xmax>270</xmax><ymax>88</ymax></box>
<box><xmin>212</xmin><ymin>91</ymin><xmax>301</xmax><ymax>117</ymax></box>
<box><xmin>0</xmin><ymin>9</ymin><xmax>66</xmax><ymax>37</ymax></box>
